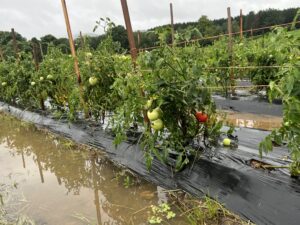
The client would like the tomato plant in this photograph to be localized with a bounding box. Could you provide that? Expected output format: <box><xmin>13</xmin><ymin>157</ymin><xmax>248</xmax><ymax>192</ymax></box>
<box><xmin>76</xmin><ymin>18</ymin><xmax>132</xmax><ymax>121</ymax></box>
<box><xmin>259</xmin><ymin>33</ymin><xmax>300</xmax><ymax>176</ymax></box>
<box><xmin>78</xmin><ymin>46</ymin><xmax>131</xmax><ymax>121</ymax></box>
<box><xmin>111</xmin><ymin>39</ymin><xmax>223</xmax><ymax>170</ymax></box>
<box><xmin>0</xmin><ymin>53</ymin><xmax>35</xmax><ymax>106</ymax></box>
<box><xmin>1</xmin><ymin>18</ymin><xmax>299</xmax><ymax>175</ymax></box>
<box><xmin>36</xmin><ymin>46</ymin><xmax>80</xmax><ymax>119</ymax></box>
<box><xmin>244</xmin><ymin>28</ymin><xmax>296</xmax><ymax>91</ymax></box>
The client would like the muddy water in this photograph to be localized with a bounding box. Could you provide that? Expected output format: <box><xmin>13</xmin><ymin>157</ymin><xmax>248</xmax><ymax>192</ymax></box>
<box><xmin>0</xmin><ymin>115</ymin><xmax>187</xmax><ymax>225</ymax></box>
<box><xmin>224</xmin><ymin>111</ymin><xmax>282</xmax><ymax>131</ymax></box>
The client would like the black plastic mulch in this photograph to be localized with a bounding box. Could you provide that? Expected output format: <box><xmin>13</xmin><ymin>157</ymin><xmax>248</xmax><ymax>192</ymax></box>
<box><xmin>0</xmin><ymin>102</ymin><xmax>299</xmax><ymax>225</ymax></box>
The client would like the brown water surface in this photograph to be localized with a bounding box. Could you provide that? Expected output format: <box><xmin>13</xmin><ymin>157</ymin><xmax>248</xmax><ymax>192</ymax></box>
<box><xmin>224</xmin><ymin>111</ymin><xmax>282</xmax><ymax>131</ymax></box>
<box><xmin>0</xmin><ymin>114</ymin><xmax>187</xmax><ymax>225</ymax></box>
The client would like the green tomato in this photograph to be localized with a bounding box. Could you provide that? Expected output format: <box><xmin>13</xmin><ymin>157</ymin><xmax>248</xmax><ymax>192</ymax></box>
<box><xmin>40</xmin><ymin>76</ymin><xmax>44</xmax><ymax>81</ymax></box>
<box><xmin>118</xmin><ymin>55</ymin><xmax>130</xmax><ymax>60</ymax></box>
<box><xmin>47</xmin><ymin>75</ymin><xmax>53</xmax><ymax>80</ymax></box>
<box><xmin>145</xmin><ymin>99</ymin><xmax>153</xmax><ymax>109</ymax></box>
<box><xmin>154</xmin><ymin>107</ymin><xmax>163</xmax><ymax>116</ymax></box>
<box><xmin>1</xmin><ymin>82</ymin><xmax>7</xmax><ymax>86</ymax></box>
<box><xmin>85</xmin><ymin>52</ymin><xmax>93</xmax><ymax>58</ymax></box>
<box><xmin>89</xmin><ymin>77</ymin><xmax>98</xmax><ymax>86</ymax></box>
<box><xmin>151</xmin><ymin>119</ymin><xmax>164</xmax><ymax>131</ymax></box>
<box><xmin>223</xmin><ymin>138</ymin><xmax>231</xmax><ymax>146</ymax></box>
<box><xmin>31</xmin><ymin>82</ymin><xmax>36</xmax><ymax>86</ymax></box>
<box><xmin>147</xmin><ymin>107</ymin><xmax>162</xmax><ymax>121</ymax></box>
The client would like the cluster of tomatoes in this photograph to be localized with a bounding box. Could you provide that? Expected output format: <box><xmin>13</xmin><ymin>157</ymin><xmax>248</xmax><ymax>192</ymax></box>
<box><xmin>195</xmin><ymin>111</ymin><xmax>231</xmax><ymax>146</ymax></box>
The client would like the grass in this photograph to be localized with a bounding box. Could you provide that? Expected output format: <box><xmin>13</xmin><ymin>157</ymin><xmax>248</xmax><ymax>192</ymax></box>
<box><xmin>168</xmin><ymin>191</ymin><xmax>254</xmax><ymax>225</ymax></box>
<box><xmin>130</xmin><ymin>189</ymin><xmax>254</xmax><ymax>225</ymax></box>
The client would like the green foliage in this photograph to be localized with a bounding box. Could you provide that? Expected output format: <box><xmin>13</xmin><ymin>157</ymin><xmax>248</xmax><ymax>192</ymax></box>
<box><xmin>259</xmin><ymin>46</ymin><xmax>300</xmax><ymax>176</ymax></box>
<box><xmin>34</xmin><ymin>46</ymin><xmax>80</xmax><ymax>118</ymax></box>
<box><xmin>148</xmin><ymin>203</ymin><xmax>176</xmax><ymax>224</ymax></box>
<box><xmin>0</xmin><ymin>31</ymin><xmax>31</xmax><ymax>58</ymax></box>
<box><xmin>114</xmin><ymin>170</ymin><xmax>136</xmax><ymax>189</ymax></box>
<box><xmin>1</xmin><ymin>14</ymin><xmax>299</xmax><ymax>174</ymax></box>
<box><xmin>244</xmin><ymin>28</ymin><xmax>297</xmax><ymax>87</ymax></box>
<box><xmin>111</xmin><ymin>37</ymin><xmax>223</xmax><ymax>170</ymax></box>
<box><xmin>0</xmin><ymin>52</ymin><xmax>35</xmax><ymax>105</ymax></box>
<box><xmin>78</xmin><ymin>18</ymin><xmax>131</xmax><ymax>120</ymax></box>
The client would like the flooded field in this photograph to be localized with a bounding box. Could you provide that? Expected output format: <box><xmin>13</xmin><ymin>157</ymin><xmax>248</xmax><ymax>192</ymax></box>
<box><xmin>224</xmin><ymin>111</ymin><xmax>282</xmax><ymax>131</ymax></box>
<box><xmin>0</xmin><ymin>114</ymin><xmax>189</xmax><ymax>225</ymax></box>
<box><xmin>0</xmin><ymin>113</ymin><xmax>253</xmax><ymax>225</ymax></box>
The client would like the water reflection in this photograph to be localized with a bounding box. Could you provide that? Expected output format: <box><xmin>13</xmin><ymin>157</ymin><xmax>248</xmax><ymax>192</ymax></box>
<box><xmin>0</xmin><ymin>115</ymin><xmax>187</xmax><ymax>225</ymax></box>
<box><xmin>224</xmin><ymin>112</ymin><xmax>282</xmax><ymax>131</ymax></box>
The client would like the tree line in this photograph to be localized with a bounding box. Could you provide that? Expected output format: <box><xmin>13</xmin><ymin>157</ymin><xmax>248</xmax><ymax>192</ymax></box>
<box><xmin>0</xmin><ymin>7</ymin><xmax>299</xmax><ymax>58</ymax></box>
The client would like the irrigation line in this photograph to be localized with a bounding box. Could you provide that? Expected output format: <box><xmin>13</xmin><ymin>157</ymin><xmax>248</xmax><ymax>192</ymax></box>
<box><xmin>138</xmin><ymin>20</ymin><xmax>300</xmax><ymax>52</ymax></box>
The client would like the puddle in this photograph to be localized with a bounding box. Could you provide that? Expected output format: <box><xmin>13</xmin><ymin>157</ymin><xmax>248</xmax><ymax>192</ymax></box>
<box><xmin>224</xmin><ymin>111</ymin><xmax>282</xmax><ymax>131</ymax></box>
<box><xmin>0</xmin><ymin>114</ymin><xmax>188</xmax><ymax>225</ymax></box>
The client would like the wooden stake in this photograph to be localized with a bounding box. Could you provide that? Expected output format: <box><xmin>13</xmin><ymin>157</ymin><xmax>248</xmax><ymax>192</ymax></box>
<box><xmin>57</xmin><ymin>176</ymin><xmax>62</xmax><ymax>185</ymax></box>
<box><xmin>227</xmin><ymin>7</ymin><xmax>233</xmax><ymax>55</ymax></box>
<box><xmin>170</xmin><ymin>3</ymin><xmax>175</xmax><ymax>46</ymax></box>
<box><xmin>32</xmin><ymin>43</ymin><xmax>39</xmax><ymax>71</ymax></box>
<box><xmin>32</xmin><ymin>42</ymin><xmax>46</xmax><ymax>110</ymax></box>
<box><xmin>11</xmin><ymin>28</ymin><xmax>19</xmax><ymax>57</ymax></box>
<box><xmin>240</xmin><ymin>9</ymin><xmax>243</xmax><ymax>40</ymax></box>
<box><xmin>120</xmin><ymin>0</ymin><xmax>149</xmax><ymax>124</ymax></box>
<box><xmin>39</xmin><ymin>42</ymin><xmax>44</xmax><ymax>59</ymax></box>
<box><xmin>120</xmin><ymin>0</ymin><xmax>138</xmax><ymax>63</ymax></box>
<box><xmin>21</xmin><ymin>151</ymin><xmax>26</xmax><ymax>169</ymax></box>
<box><xmin>79</xmin><ymin>31</ymin><xmax>85</xmax><ymax>49</ymax></box>
<box><xmin>37</xmin><ymin>156</ymin><xmax>45</xmax><ymax>183</ymax></box>
<box><xmin>227</xmin><ymin>7</ymin><xmax>235</xmax><ymax>96</ymax></box>
<box><xmin>137</xmin><ymin>31</ymin><xmax>141</xmax><ymax>51</ymax></box>
<box><xmin>61</xmin><ymin>0</ymin><xmax>81</xmax><ymax>83</ymax></box>
<box><xmin>91</xmin><ymin>156</ymin><xmax>102</xmax><ymax>225</ymax></box>
<box><xmin>61</xmin><ymin>0</ymin><xmax>89</xmax><ymax>118</ymax></box>
<box><xmin>0</xmin><ymin>47</ymin><xmax>4</xmax><ymax>61</ymax></box>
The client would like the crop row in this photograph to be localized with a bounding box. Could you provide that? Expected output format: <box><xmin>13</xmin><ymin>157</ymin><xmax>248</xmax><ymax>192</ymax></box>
<box><xmin>0</xmin><ymin>25</ymin><xmax>299</xmax><ymax>174</ymax></box>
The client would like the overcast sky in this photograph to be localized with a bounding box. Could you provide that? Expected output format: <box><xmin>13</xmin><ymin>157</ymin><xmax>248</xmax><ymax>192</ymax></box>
<box><xmin>1</xmin><ymin>0</ymin><xmax>299</xmax><ymax>39</ymax></box>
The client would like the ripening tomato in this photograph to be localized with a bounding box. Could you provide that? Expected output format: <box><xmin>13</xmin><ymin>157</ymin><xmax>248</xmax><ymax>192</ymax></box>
<box><xmin>195</xmin><ymin>112</ymin><xmax>208</xmax><ymax>123</ymax></box>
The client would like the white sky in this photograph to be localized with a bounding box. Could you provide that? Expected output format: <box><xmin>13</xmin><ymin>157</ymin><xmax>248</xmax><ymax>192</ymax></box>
<box><xmin>0</xmin><ymin>0</ymin><xmax>299</xmax><ymax>39</ymax></box>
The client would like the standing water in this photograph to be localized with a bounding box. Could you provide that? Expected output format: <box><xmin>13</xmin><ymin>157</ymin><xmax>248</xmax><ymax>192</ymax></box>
<box><xmin>0</xmin><ymin>114</ymin><xmax>188</xmax><ymax>225</ymax></box>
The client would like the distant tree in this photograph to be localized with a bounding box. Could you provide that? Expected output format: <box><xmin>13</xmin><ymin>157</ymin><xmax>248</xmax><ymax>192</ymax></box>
<box><xmin>40</xmin><ymin>34</ymin><xmax>57</xmax><ymax>43</ymax></box>
<box><xmin>0</xmin><ymin>31</ymin><xmax>29</xmax><ymax>58</ymax></box>
<box><xmin>54</xmin><ymin>38</ymin><xmax>70</xmax><ymax>54</ymax></box>
<box><xmin>40</xmin><ymin>34</ymin><xmax>57</xmax><ymax>54</ymax></box>
<box><xmin>111</xmin><ymin>25</ymin><xmax>129</xmax><ymax>50</ymax></box>
<box><xmin>136</xmin><ymin>31</ymin><xmax>158</xmax><ymax>49</ymax></box>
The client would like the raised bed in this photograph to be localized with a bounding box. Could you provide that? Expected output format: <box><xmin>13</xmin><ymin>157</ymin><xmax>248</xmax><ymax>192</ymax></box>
<box><xmin>0</xmin><ymin>101</ymin><xmax>299</xmax><ymax>225</ymax></box>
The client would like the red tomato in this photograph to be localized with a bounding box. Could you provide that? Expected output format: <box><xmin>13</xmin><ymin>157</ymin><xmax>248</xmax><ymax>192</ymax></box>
<box><xmin>195</xmin><ymin>112</ymin><xmax>208</xmax><ymax>123</ymax></box>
